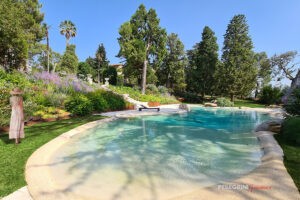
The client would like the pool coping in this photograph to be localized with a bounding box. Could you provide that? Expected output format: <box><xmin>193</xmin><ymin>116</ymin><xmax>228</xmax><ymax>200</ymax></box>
<box><xmin>23</xmin><ymin>106</ymin><xmax>300</xmax><ymax>200</ymax></box>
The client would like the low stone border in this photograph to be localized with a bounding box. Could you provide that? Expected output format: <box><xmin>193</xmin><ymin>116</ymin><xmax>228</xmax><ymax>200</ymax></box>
<box><xmin>12</xmin><ymin>106</ymin><xmax>300</xmax><ymax>199</ymax></box>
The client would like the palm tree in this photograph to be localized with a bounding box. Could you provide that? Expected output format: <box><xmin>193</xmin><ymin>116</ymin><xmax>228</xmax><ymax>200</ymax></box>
<box><xmin>59</xmin><ymin>20</ymin><xmax>76</xmax><ymax>47</ymax></box>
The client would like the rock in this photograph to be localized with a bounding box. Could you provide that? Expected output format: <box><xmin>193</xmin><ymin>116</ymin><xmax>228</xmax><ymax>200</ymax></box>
<box><xmin>179</xmin><ymin>104</ymin><xmax>191</xmax><ymax>111</ymax></box>
<box><xmin>267</xmin><ymin>104</ymin><xmax>281</xmax><ymax>108</ymax></box>
<box><xmin>268</xmin><ymin>125</ymin><xmax>281</xmax><ymax>133</ymax></box>
<box><xmin>204</xmin><ymin>103</ymin><xmax>218</xmax><ymax>107</ymax></box>
<box><xmin>255</xmin><ymin>119</ymin><xmax>283</xmax><ymax>132</ymax></box>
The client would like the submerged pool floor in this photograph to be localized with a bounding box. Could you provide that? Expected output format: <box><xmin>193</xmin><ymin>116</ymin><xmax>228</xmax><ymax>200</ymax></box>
<box><xmin>49</xmin><ymin>108</ymin><xmax>273</xmax><ymax>200</ymax></box>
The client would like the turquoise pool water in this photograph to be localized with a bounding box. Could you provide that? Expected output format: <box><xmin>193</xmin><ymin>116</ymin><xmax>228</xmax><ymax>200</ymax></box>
<box><xmin>50</xmin><ymin>108</ymin><xmax>274</xmax><ymax>199</ymax></box>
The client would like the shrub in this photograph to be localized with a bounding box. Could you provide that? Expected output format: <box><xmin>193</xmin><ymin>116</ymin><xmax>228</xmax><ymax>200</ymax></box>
<box><xmin>33</xmin><ymin>107</ymin><xmax>69</xmax><ymax>120</ymax></box>
<box><xmin>146</xmin><ymin>84</ymin><xmax>159</xmax><ymax>95</ymax></box>
<box><xmin>32</xmin><ymin>71</ymin><xmax>94</xmax><ymax>94</ymax></box>
<box><xmin>283</xmin><ymin>88</ymin><xmax>300</xmax><ymax>116</ymax></box>
<box><xmin>175</xmin><ymin>91</ymin><xmax>203</xmax><ymax>103</ymax></box>
<box><xmin>64</xmin><ymin>94</ymin><xmax>93</xmax><ymax>116</ymax></box>
<box><xmin>117</xmin><ymin>75</ymin><xmax>124</xmax><ymax>86</ymax></box>
<box><xmin>259</xmin><ymin>85</ymin><xmax>282</xmax><ymax>105</ymax></box>
<box><xmin>280</xmin><ymin>116</ymin><xmax>300</xmax><ymax>145</ymax></box>
<box><xmin>87</xmin><ymin>90</ymin><xmax>126</xmax><ymax>112</ymax></box>
<box><xmin>0</xmin><ymin>70</ymin><xmax>32</xmax><ymax>127</ymax></box>
<box><xmin>216</xmin><ymin>97</ymin><xmax>234</xmax><ymax>107</ymax></box>
<box><xmin>86</xmin><ymin>90</ymin><xmax>109</xmax><ymax>112</ymax></box>
<box><xmin>158</xmin><ymin>86</ymin><xmax>169</xmax><ymax>95</ymax></box>
<box><xmin>102</xmin><ymin>91</ymin><xmax>126</xmax><ymax>111</ymax></box>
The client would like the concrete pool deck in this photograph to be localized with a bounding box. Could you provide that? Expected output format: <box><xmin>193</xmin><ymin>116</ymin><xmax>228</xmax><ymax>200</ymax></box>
<box><xmin>4</xmin><ymin>105</ymin><xmax>300</xmax><ymax>200</ymax></box>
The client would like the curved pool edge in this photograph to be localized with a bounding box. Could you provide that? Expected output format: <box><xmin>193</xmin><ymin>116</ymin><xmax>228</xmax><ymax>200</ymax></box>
<box><xmin>25</xmin><ymin>106</ymin><xmax>187</xmax><ymax>199</ymax></box>
<box><xmin>25</xmin><ymin>107</ymin><xmax>300</xmax><ymax>200</ymax></box>
<box><xmin>171</xmin><ymin>118</ymin><xmax>300</xmax><ymax>200</ymax></box>
<box><xmin>25</xmin><ymin>117</ymin><xmax>118</xmax><ymax>200</ymax></box>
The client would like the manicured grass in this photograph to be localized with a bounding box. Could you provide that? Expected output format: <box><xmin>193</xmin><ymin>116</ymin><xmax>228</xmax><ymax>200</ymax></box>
<box><xmin>0</xmin><ymin>115</ymin><xmax>105</xmax><ymax>197</ymax></box>
<box><xmin>234</xmin><ymin>99</ymin><xmax>266</xmax><ymax>108</ymax></box>
<box><xmin>274</xmin><ymin>117</ymin><xmax>300</xmax><ymax>191</ymax></box>
<box><xmin>109</xmin><ymin>85</ymin><xmax>178</xmax><ymax>104</ymax></box>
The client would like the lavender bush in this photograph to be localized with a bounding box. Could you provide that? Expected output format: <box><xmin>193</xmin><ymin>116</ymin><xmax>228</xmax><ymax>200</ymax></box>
<box><xmin>32</xmin><ymin>71</ymin><xmax>94</xmax><ymax>93</ymax></box>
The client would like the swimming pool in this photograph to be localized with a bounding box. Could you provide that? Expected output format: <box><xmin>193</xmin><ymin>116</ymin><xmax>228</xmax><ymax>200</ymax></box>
<box><xmin>49</xmin><ymin>107</ymin><xmax>274</xmax><ymax>199</ymax></box>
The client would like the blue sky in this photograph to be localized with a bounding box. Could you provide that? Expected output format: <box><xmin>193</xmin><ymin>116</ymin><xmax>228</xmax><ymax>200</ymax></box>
<box><xmin>40</xmin><ymin>0</ymin><xmax>300</xmax><ymax>84</ymax></box>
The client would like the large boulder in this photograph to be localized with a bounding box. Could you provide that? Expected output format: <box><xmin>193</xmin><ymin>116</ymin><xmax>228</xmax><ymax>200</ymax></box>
<box><xmin>179</xmin><ymin>104</ymin><xmax>191</xmax><ymax>111</ymax></box>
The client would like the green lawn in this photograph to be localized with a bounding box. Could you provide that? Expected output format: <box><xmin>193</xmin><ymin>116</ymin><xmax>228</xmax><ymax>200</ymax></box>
<box><xmin>274</xmin><ymin>117</ymin><xmax>300</xmax><ymax>191</ymax></box>
<box><xmin>0</xmin><ymin>115</ymin><xmax>105</xmax><ymax>197</ymax></box>
<box><xmin>234</xmin><ymin>99</ymin><xmax>266</xmax><ymax>108</ymax></box>
<box><xmin>109</xmin><ymin>85</ymin><xmax>178</xmax><ymax>104</ymax></box>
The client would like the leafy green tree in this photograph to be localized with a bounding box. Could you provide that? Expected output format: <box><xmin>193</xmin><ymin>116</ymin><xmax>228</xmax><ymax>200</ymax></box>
<box><xmin>187</xmin><ymin>26</ymin><xmax>219</xmax><ymax>97</ymax></box>
<box><xmin>158</xmin><ymin>33</ymin><xmax>187</xmax><ymax>92</ymax></box>
<box><xmin>271</xmin><ymin>51</ymin><xmax>299</xmax><ymax>81</ymax></box>
<box><xmin>85</xmin><ymin>57</ymin><xmax>97</xmax><ymax>76</ymax></box>
<box><xmin>95</xmin><ymin>44</ymin><xmax>109</xmax><ymax>84</ymax></box>
<box><xmin>118</xmin><ymin>4</ymin><xmax>167</xmax><ymax>94</ymax></box>
<box><xmin>259</xmin><ymin>85</ymin><xmax>282</xmax><ymax>105</ymax></box>
<box><xmin>0</xmin><ymin>0</ymin><xmax>44</xmax><ymax>71</ymax></box>
<box><xmin>58</xmin><ymin>45</ymin><xmax>78</xmax><ymax>73</ymax></box>
<box><xmin>220</xmin><ymin>14</ymin><xmax>257</xmax><ymax>101</ymax></box>
<box><xmin>103</xmin><ymin>67</ymin><xmax>117</xmax><ymax>85</ymax></box>
<box><xmin>254</xmin><ymin>52</ymin><xmax>271</xmax><ymax>98</ymax></box>
<box><xmin>37</xmin><ymin>48</ymin><xmax>61</xmax><ymax>72</ymax></box>
<box><xmin>77</xmin><ymin>62</ymin><xmax>93</xmax><ymax>80</ymax></box>
<box><xmin>59</xmin><ymin>20</ymin><xmax>77</xmax><ymax>47</ymax></box>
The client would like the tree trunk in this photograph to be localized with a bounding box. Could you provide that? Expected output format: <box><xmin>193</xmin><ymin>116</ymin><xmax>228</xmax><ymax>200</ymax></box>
<box><xmin>52</xmin><ymin>63</ymin><xmax>57</xmax><ymax>73</ymax></box>
<box><xmin>141</xmin><ymin>60</ymin><xmax>147</xmax><ymax>95</ymax></box>
<box><xmin>46</xmin><ymin>27</ymin><xmax>50</xmax><ymax>73</ymax></box>
<box><xmin>201</xmin><ymin>92</ymin><xmax>205</xmax><ymax>99</ymax></box>
<box><xmin>98</xmin><ymin>64</ymin><xmax>101</xmax><ymax>85</ymax></box>
<box><xmin>254</xmin><ymin>81</ymin><xmax>259</xmax><ymax>98</ymax></box>
<box><xmin>230</xmin><ymin>94</ymin><xmax>235</xmax><ymax>102</ymax></box>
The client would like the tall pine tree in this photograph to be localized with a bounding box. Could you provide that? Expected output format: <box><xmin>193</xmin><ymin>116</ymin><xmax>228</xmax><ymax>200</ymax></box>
<box><xmin>188</xmin><ymin>26</ymin><xmax>219</xmax><ymax>98</ymax></box>
<box><xmin>95</xmin><ymin>43</ymin><xmax>109</xmax><ymax>84</ymax></box>
<box><xmin>158</xmin><ymin>33</ymin><xmax>187</xmax><ymax>92</ymax></box>
<box><xmin>58</xmin><ymin>44</ymin><xmax>78</xmax><ymax>73</ymax></box>
<box><xmin>221</xmin><ymin>14</ymin><xmax>257</xmax><ymax>101</ymax></box>
<box><xmin>118</xmin><ymin>4</ymin><xmax>167</xmax><ymax>94</ymax></box>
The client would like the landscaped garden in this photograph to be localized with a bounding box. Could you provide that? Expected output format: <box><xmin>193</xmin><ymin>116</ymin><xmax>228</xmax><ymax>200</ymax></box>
<box><xmin>0</xmin><ymin>0</ymin><xmax>300</xmax><ymax>199</ymax></box>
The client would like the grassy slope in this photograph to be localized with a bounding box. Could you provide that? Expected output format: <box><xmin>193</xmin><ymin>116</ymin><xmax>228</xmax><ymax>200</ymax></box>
<box><xmin>0</xmin><ymin>115</ymin><xmax>105</xmax><ymax>197</ymax></box>
<box><xmin>109</xmin><ymin>86</ymin><xmax>178</xmax><ymax>104</ymax></box>
<box><xmin>234</xmin><ymin>99</ymin><xmax>266</xmax><ymax>108</ymax></box>
<box><xmin>274</xmin><ymin>117</ymin><xmax>300</xmax><ymax>191</ymax></box>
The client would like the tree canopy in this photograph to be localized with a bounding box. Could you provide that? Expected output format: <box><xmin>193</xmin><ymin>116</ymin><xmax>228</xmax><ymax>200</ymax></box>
<box><xmin>158</xmin><ymin>33</ymin><xmax>187</xmax><ymax>92</ymax></box>
<box><xmin>220</xmin><ymin>14</ymin><xmax>257</xmax><ymax>101</ymax></box>
<box><xmin>187</xmin><ymin>26</ymin><xmax>219</xmax><ymax>97</ymax></box>
<box><xmin>58</xmin><ymin>44</ymin><xmax>78</xmax><ymax>73</ymax></box>
<box><xmin>0</xmin><ymin>0</ymin><xmax>44</xmax><ymax>71</ymax></box>
<box><xmin>95</xmin><ymin>44</ymin><xmax>109</xmax><ymax>84</ymax></box>
<box><xmin>254</xmin><ymin>52</ymin><xmax>271</xmax><ymax>98</ymax></box>
<box><xmin>271</xmin><ymin>51</ymin><xmax>299</xmax><ymax>81</ymax></box>
<box><xmin>59</xmin><ymin>20</ymin><xmax>77</xmax><ymax>47</ymax></box>
<box><xmin>118</xmin><ymin>4</ymin><xmax>167</xmax><ymax>94</ymax></box>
